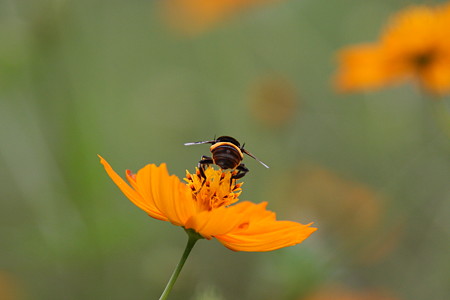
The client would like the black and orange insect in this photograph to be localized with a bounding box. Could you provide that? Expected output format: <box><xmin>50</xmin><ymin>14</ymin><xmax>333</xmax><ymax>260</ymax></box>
<box><xmin>184</xmin><ymin>136</ymin><xmax>269</xmax><ymax>180</ymax></box>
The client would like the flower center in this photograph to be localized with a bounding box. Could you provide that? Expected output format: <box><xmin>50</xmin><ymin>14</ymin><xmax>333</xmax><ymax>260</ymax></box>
<box><xmin>184</xmin><ymin>167</ymin><xmax>242</xmax><ymax>211</ymax></box>
<box><xmin>411</xmin><ymin>48</ymin><xmax>437</xmax><ymax>70</ymax></box>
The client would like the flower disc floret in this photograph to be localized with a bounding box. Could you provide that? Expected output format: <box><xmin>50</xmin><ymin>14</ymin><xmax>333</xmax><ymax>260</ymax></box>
<box><xmin>184</xmin><ymin>167</ymin><xmax>242</xmax><ymax>211</ymax></box>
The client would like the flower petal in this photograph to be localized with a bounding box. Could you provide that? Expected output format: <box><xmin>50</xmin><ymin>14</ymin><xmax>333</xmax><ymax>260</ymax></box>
<box><xmin>335</xmin><ymin>44</ymin><xmax>399</xmax><ymax>92</ymax></box>
<box><xmin>216</xmin><ymin>202</ymin><xmax>317</xmax><ymax>252</ymax></box>
<box><xmin>420</xmin><ymin>57</ymin><xmax>450</xmax><ymax>94</ymax></box>
<box><xmin>98</xmin><ymin>155</ymin><xmax>168</xmax><ymax>221</ymax></box>
<box><xmin>134</xmin><ymin>163</ymin><xmax>195</xmax><ymax>226</ymax></box>
<box><xmin>184</xmin><ymin>201</ymin><xmax>256</xmax><ymax>239</ymax></box>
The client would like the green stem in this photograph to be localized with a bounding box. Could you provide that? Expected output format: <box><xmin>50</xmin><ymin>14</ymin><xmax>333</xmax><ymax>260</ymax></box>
<box><xmin>158</xmin><ymin>229</ymin><xmax>202</xmax><ymax>300</ymax></box>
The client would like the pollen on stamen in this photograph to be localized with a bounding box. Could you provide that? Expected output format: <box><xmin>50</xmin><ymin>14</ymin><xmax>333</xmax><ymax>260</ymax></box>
<box><xmin>184</xmin><ymin>166</ymin><xmax>244</xmax><ymax>210</ymax></box>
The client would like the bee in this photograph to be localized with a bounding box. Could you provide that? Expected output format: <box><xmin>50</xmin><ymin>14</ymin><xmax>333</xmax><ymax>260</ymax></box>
<box><xmin>184</xmin><ymin>136</ymin><xmax>269</xmax><ymax>180</ymax></box>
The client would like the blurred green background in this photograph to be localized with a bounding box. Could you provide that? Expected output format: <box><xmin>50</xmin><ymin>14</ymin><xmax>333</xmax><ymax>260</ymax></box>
<box><xmin>1</xmin><ymin>0</ymin><xmax>449</xmax><ymax>299</ymax></box>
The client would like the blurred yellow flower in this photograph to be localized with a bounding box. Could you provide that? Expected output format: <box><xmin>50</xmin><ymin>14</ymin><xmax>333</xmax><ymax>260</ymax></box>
<box><xmin>335</xmin><ymin>3</ymin><xmax>450</xmax><ymax>94</ymax></box>
<box><xmin>160</xmin><ymin>0</ymin><xmax>282</xmax><ymax>35</ymax></box>
<box><xmin>99</xmin><ymin>155</ymin><xmax>316</xmax><ymax>252</ymax></box>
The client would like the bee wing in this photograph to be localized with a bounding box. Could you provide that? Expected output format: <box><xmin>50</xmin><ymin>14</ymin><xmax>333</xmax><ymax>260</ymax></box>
<box><xmin>184</xmin><ymin>140</ymin><xmax>215</xmax><ymax>146</ymax></box>
<box><xmin>242</xmin><ymin>149</ymin><xmax>269</xmax><ymax>168</ymax></box>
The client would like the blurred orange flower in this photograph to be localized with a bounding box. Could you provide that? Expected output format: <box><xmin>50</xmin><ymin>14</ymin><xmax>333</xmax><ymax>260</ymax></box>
<box><xmin>303</xmin><ymin>284</ymin><xmax>400</xmax><ymax>300</ymax></box>
<box><xmin>99</xmin><ymin>155</ymin><xmax>316</xmax><ymax>252</ymax></box>
<box><xmin>160</xmin><ymin>0</ymin><xmax>282</xmax><ymax>35</ymax></box>
<box><xmin>0</xmin><ymin>271</ymin><xmax>23</xmax><ymax>300</ymax></box>
<box><xmin>335</xmin><ymin>3</ymin><xmax>450</xmax><ymax>94</ymax></box>
<box><xmin>293</xmin><ymin>166</ymin><xmax>383</xmax><ymax>239</ymax></box>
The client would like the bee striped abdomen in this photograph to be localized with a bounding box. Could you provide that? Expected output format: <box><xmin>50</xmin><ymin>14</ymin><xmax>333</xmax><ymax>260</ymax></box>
<box><xmin>211</xmin><ymin>143</ymin><xmax>243</xmax><ymax>170</ymax></box>
<box><xmin>184</xmin><ymin>135</ymin><xmax>267</xmax><ymax>180</ymax></box>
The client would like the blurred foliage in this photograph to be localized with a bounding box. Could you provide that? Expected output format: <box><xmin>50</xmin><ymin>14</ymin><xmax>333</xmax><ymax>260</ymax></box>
<box><xmin>1</xmin><ymin>0</ymin><xmax>449</xmax><ymax>299</ymax></box>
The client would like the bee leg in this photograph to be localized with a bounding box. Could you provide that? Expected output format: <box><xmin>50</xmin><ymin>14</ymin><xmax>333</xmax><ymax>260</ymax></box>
<box><xmin>231</xmin><ymin>164</ymin><xmax>249</xmax><ymax>180</ymax></box>
<box><xmin>198</xmin><ymin>156</ymin><xmax>213</xmax><ymax>180</ymax></box>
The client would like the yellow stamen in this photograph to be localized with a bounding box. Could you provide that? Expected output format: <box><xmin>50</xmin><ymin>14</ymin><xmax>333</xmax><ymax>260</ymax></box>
<box><xmin>184</xmin><ymin>166</ymin><xmax>243</xmax><ymax>211</ymax></box>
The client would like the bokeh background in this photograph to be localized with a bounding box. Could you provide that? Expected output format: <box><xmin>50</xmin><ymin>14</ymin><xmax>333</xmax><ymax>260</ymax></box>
<box><xmin>1</xmin><ymin>0</ymin><xmax>449</xmax><ymax>299</ymax></box>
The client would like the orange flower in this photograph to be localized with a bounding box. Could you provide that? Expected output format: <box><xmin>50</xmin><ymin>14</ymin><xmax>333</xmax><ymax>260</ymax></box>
<box><xmin>303</xmin><ymin>284</ymin><xmax>400</xmax><ymax>300</ymax></box>
<box><xmin>99</xmin><ymin>155</ymin><xmax>316</xmax><ymax>252</ymax></box>
<box><xmin>160</xmin><ymin>0</ymin><xmax>281</xmax><ymax>35</ymax></box>
<box><xmin>335</xmin><ymin>3</ymin><xmax>450</xmax><ymax>94</ymax></box>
